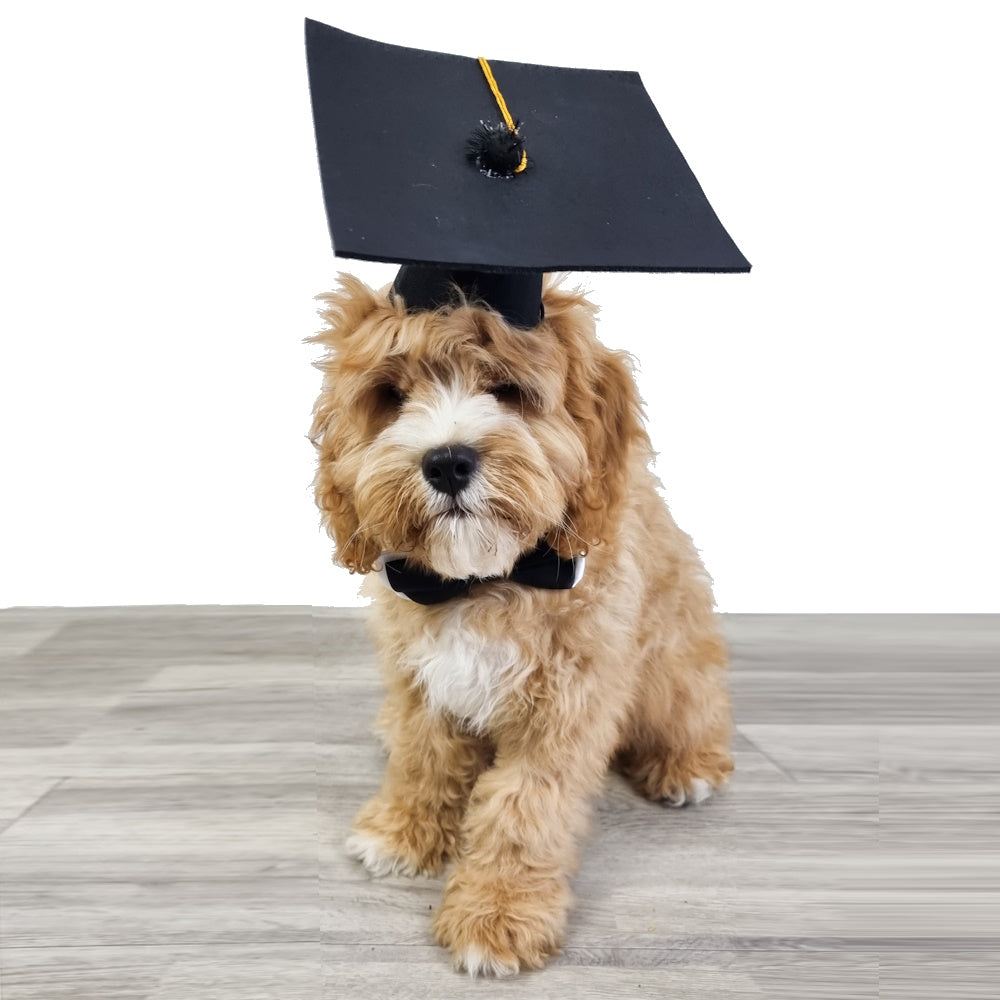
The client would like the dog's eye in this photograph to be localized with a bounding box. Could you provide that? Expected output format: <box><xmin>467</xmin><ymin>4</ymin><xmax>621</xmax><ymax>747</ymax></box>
<box><xmin>377</xmin><ymin>383</ymin><xmax>406</xmax><ymax>409</ymax></box>
<box><xmin>488</xmin><ymin>382</ymin><xmax>525</xmax><ymax>407</ymax></box>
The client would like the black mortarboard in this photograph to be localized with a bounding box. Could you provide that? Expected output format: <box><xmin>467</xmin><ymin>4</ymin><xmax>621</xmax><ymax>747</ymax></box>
<box><xmin>306</xmin><ymin>20</ymin><xmax>749</xmax><ymax>329</ymax></box>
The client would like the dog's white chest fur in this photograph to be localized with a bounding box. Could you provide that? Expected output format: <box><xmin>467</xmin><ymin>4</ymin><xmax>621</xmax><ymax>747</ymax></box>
<box><xmin>404</xmin><ymin>607</ymin><xmax>525</xmax><ymax>733</ymax></box>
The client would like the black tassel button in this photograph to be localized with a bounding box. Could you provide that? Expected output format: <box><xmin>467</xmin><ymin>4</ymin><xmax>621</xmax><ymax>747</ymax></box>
<box><xmin>466</xmin><ymin>121</ymin><xmax>526</xmax><ymax>179</ymax></box>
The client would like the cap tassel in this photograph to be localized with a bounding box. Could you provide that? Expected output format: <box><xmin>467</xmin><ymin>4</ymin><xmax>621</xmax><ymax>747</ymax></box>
<box><xmin>467</xmin><ymin>57</ymin><xmax>528</xmax><ymax>178</ymax></box>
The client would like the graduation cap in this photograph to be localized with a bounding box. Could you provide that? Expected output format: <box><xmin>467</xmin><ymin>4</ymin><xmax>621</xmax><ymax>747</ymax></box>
<box><xmin>305</xmin><ymin>20</ymin><xmax>749</xmax><ymax>329</ymax></box>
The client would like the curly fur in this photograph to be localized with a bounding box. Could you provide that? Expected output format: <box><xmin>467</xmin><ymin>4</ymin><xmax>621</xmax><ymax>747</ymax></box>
<box><xmin>309</xmin><ymin>275</ymin><xmax>733</xmax><ymax>975</ymax></box>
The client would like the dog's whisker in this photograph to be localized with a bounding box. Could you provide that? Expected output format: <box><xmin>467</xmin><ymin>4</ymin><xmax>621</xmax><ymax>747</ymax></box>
<box><xmin>558</xmin><ymin>516</ymin><xmax>587</xmax><ymax>548</ymax></box>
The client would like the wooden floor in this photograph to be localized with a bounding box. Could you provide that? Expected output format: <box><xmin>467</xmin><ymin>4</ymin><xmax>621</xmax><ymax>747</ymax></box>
<box><xmin>0</xmin><ymin>609</ymin><xmax>996</xmax><ymax>998</ymax></box>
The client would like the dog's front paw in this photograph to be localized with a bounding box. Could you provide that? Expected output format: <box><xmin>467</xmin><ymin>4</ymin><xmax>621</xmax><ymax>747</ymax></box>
<box><xmin>345</xmin><ymin>828</ymin><xmax>424</xmax><ymax>877</ymax></box>
<box><xmin>433</xmin><ymin>868</ymin><xmax>569</xmax><ymax>977</ymax></box>
<box><xmin>346</xmin><ymin>795</ymin><xmax>455</xmax><ymax>877</ymax></box>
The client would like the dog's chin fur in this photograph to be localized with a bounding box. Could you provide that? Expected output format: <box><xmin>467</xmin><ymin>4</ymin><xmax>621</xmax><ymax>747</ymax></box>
<box><xmin>310</xmin><ymin>274</ymin><xmax>734</xmax><ymax>976</ymax></box>
<box><xmin>422</xmin><ymin>514</ymin><xmax>523</xmax><ymax>581</ymax></box>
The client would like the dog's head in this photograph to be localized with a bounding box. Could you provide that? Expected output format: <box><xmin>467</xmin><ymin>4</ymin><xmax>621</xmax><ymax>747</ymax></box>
<box><xmin>309</xmin><ymin>275</ymin><xmax>649</xmax><ymax>580</ymax></box>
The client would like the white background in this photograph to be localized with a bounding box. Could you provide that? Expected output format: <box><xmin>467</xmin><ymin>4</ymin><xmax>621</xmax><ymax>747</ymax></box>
<box><xmin>2</xmin><ymin>1</ymin><xmax>997</xmax><ymax>611</ymax></box>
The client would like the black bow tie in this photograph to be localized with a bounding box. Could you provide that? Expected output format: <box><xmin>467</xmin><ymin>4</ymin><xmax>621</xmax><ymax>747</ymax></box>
<box><xmin>379</xmin><ymin>542</ymin><xmax>585</xmax><ymax>606</ymax></box>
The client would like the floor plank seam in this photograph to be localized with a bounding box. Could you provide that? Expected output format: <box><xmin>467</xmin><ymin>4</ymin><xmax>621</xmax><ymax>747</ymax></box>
<box><xmin>0</xmin><ymin>776</ymin><xmax>68</xmax><ymax>833</ymax></box>
<box><xmin>733</xmin><ymin>729</ymin><xmax>798</xmax><ymax>781</ymax></box>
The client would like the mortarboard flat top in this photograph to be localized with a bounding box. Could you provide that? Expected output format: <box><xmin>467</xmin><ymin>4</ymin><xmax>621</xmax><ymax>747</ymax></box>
<box><xmin>306</xmin><ymin>20</ymin><xmax>748</xmax><ymax>274</ymax></box>
<box><xmin>306</xmin><ymin>20</ymin><xmax>748</xmax><ymax>326</ymax></box>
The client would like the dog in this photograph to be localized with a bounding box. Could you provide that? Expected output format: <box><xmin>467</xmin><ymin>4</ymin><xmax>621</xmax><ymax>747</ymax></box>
<box><xmin>309</xmin><ymin>274</ymin><xmax>733</xmax><ymax>976</ymax></box>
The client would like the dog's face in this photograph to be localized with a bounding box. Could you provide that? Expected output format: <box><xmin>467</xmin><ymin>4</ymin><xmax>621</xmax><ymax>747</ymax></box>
<box><xmin>310</xmin><ymin>276</ymin><xmax>646</xmax><ymax>579</ymax></box>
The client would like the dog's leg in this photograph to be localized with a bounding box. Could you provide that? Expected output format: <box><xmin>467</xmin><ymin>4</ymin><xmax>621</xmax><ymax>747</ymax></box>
<box><xmin>432</xmin><ymin>672</ymin><xmax>625</xmax><ymax>976</ymax></box>
<box><xmin>347</xmin><ymin>675</ymin><xmax>490</xmax><ymax>877</ymax></box>
<box><xmin>616</xmin><ymin>627</ymin><xmax>734</xmax><ymax>806</ymax></box>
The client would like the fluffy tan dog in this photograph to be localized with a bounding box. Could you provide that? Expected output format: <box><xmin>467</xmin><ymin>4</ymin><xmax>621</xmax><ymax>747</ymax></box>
<box><xmin>310</xmin><ymin>274</ymin><xmax>733</xmax><ymax>976</ymax></box>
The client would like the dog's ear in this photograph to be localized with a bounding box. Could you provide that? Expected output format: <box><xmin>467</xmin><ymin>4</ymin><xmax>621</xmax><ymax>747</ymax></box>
<box><xmin>309</xmin><ymin>274</ymin><xmax>385</xmax><ymax>353</ymax></box>
<box><xmin>543</xmin><ymin>284</ymin><xmax>651</xmax><ymax>556</ymax></box>
<box><xmin>307</xmin><ymin>275</ymin><xmax>393</xmax><ymax>573</ymax></box>
<box><xmin>310</xmin><ymin>431</ymin><xmax>370</xmax><ymax>574</ymax></box>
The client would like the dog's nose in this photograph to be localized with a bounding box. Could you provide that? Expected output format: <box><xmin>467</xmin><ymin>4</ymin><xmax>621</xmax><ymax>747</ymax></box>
<box><xmin>422</xmin><ymin>445</ymin><xmax>479</xmax><ymax>496</ymax></box>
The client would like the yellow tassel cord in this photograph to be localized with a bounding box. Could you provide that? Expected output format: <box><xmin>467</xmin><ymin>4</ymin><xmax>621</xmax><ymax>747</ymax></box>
<box><xmin>477</xmin><ymin>56</ymin><xmax>528</xmax><ymax>174</ymax></box>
